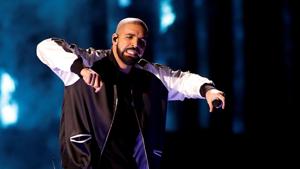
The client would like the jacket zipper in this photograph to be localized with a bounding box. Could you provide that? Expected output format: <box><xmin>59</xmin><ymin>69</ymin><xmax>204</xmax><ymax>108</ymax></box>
<box><xmin>99</xmin><ymin>85</ymin><xmax>118</xmax><ymax>159</ymax></box>
<box><xmin>131</xmin><ymin>89</ymin><xmax>150</xmax><ymax>169</ymax></box>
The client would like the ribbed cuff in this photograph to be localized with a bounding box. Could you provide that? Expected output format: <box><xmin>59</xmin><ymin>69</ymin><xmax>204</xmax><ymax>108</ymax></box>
<box><xmin>70</xmin><ymin>58</ymin><xmax>84</xmax><ymax>78</ymax></box>
<box><xmin>200</xmin><ymin>83</ymin><xmax>215</xmax><ymax>97</ymax></box>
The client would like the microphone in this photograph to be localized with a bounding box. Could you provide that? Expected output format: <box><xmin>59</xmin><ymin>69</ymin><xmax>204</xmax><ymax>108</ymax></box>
<box><xmin>212</xmin><ymin>99</ymin><xmax>223</xmax><ymax>109</ymax></box>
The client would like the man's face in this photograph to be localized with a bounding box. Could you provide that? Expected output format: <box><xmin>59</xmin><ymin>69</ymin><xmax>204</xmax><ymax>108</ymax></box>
<box><xmin>114</xmin><ymin>23</ymin><xmax>147</xmax><ymax>65</ymax></box>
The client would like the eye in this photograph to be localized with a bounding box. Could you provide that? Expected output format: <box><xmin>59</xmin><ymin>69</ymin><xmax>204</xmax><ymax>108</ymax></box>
<box><xmin>139</xmin><ymin>38</ymin><xmax>147</xmax><ymax>47</ymax></box>
<box><xmin>124</xmin><ymin>35</ymin><xmax>133</xmax><ymax>39</ymax></box>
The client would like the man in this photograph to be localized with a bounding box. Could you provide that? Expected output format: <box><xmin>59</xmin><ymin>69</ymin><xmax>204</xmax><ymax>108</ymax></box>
<box><xmin>36</xmin><ymin>17</ymin><xmax>225</xmax><ymax>169</ymax></box>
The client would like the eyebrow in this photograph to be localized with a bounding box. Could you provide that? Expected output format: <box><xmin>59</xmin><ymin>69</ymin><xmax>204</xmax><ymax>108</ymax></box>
<box><xmin>123</xmin><ymin>33</ymin><xmax>147</xmax><ymax>40</ymax></box>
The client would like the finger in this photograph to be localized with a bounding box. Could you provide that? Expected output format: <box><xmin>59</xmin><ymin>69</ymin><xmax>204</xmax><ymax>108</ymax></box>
<box><xmin>209</xmin><ymin>105</ymin><xmax>213</xmax><ymax>112</ymax></box>
<box><xmin>221</xmin><ymin>98</ymin><xmax>225</xmax><ymax>109</ymax></box>
<box><xmin>94</xmin><ymin>76</ymin><xmax>103</xmax><ymax>93</ymax></box>
<box><xmin>87</xmin><ymin>73</ymin><xmax>93</xmax><ymax>85</ymax></box>
<box><xmin>218</xmin><ymin>94</ymin><xmax>225</xmax><ymax>109</ymax></box>
<box><xmin>208</xmin><ymin>101</ymin><xmax>213</xmax><ymax>112</ymax></box>
<box><xmin>90</xmin><ymin>73</ymin><xmax>96</xmax><ymax>86</ymax></box>
<box><xmin>100</xmin><ymin>81</ymin><xmax>103</xmax><ymax>88</ymax></box>
<box><xmin>93</xmin><ymin>75</ymin><xmax>100</xmax><ymax>88</ymax></box>
<box><xmin>95</xmin><ymin>87</ymin><xmax>100</xmax><ymax>93</ymax></box>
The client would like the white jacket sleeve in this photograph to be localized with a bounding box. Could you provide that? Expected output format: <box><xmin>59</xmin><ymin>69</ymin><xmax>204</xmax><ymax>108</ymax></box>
<box><xmin>140</xmin><ymin>61</ymin><xmax>214</xmax><ymax>101</ymax></box>
<box><xmin>36</xmin><ymin>38</ymin><xmax>80</xmax><ymax>86</ymax></box>
<box><xmin>36</xmin><ymin>38</ymin><xmax>106</xmax><ymax>86</ymax></box>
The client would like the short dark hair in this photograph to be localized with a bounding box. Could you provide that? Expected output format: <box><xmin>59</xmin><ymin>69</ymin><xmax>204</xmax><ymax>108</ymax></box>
<box><xmin>115</xmin><ymin>17</ymin><xmax>148</xmax><ymax>35</ymax></box>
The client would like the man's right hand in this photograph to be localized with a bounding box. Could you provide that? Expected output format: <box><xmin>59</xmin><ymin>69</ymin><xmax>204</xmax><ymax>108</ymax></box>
<box><xmin>80</xmin><ymin>68</ymin><xmax>103</xmax><ymax>93</ymax></box>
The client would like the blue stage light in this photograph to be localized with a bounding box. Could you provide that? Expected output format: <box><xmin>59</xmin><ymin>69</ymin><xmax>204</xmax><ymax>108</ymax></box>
<box><xmin>0</xmin><ymin>72</ymin><xmax>18</xmax><ymax>128</ymax></box>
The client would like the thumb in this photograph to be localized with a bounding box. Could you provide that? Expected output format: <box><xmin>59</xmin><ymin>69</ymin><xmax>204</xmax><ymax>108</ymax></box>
<box><xmin>208</xmin><ymin>100</ymin><xmax>213</xmax><ymax>112</ymax></box>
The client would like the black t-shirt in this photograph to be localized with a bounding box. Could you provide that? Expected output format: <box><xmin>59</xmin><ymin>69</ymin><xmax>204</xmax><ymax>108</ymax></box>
<box><xmin>100</xmin><ymin>70</ymin><xmax>140</xmax><ymax>169</ymax></box>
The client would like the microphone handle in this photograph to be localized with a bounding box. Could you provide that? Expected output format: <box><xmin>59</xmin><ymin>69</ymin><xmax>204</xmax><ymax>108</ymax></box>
<box><xmin>212</xmin><ymin>99</ymin><xmax>222</xmax><ymax>109</ymax></box>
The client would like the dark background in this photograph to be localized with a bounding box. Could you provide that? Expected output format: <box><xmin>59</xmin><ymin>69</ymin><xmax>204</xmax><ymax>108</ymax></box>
<box><xmin>0</xmin><ymin>0</ymin><xmax>297</xmax><ymax>168</ymax></box>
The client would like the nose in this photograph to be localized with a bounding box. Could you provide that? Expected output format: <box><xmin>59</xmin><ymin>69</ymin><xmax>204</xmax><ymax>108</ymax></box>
<box><xmin>131</xmin><ymin>37</ymin><xmax>145</xmax><ymax>49</ymax></box>
<box><xmin>131</xmin><ymin>38</ymin><xmax>138</xmax><ymax>48</ymax></box>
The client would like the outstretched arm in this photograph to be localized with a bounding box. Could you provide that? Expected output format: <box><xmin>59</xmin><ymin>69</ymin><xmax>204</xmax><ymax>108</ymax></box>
<box><xmin>137</xmin><ymin>60</ymin><xmax>225</xmax><ymax>112</ymax></box>
<box><xmin>36</xmin><ymin>38</ymin><xmax>104</xmax><ymax>91</ymax></box>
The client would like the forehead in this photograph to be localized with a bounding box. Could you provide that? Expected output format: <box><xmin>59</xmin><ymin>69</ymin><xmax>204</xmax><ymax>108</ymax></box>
<box><xmin>117</xmin><ymin>23</ymin><xmax>147</xmax><ymax>37</ymax></box>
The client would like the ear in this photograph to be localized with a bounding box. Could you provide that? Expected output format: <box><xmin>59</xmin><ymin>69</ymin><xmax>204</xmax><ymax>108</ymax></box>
<box><xmin>112</xmin><ymin>33</ymin><xmax>118</xmax><ymax>44</ymax></box>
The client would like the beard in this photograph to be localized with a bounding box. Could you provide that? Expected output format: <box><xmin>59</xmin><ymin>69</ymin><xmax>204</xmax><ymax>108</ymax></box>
<box><xmin>117</xmin><ymin>45</ymin><xmax>141</xmax><ymax>65</ymax></box>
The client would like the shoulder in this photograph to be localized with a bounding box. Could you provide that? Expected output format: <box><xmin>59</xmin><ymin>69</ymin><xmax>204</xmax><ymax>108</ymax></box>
<box><xmin>137</xmin><ymin>59</ymin><xmax>170</xmax><ymax>69</ymax></box>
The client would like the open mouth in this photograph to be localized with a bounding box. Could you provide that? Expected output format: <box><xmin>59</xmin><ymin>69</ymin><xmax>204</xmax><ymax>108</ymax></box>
<box><xmin>125</xmin><ymin>48</ymin><xmax>140</xmax><ymax>57</ymax></box>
